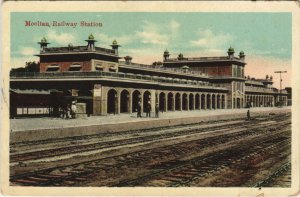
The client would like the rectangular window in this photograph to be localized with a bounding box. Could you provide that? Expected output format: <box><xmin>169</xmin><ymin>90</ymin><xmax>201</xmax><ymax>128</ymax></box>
<box><xmin>69</xmin><ymin>64</ymin><xmax>82</xmax><ymax>71</ymax></box>
<box><xmin>46</xmin><ymin>64</ymin><xmax>59</xmax><ymax>72</ymax></box>
<box><xmin>109</xmin><ymin>64</ymin><xmax>117</xmax><ymax>72</ymax></box>
<box><xmin>95</xmin><ymin>64</ymin><xmax>104</xmax><ymax>71</ymax></box>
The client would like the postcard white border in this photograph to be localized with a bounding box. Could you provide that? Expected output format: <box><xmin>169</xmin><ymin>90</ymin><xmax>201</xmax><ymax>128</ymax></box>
<box><xmin>1</xmin><ymin>1</ymin><xmax>300</xmax><ymax>196</ymax></box>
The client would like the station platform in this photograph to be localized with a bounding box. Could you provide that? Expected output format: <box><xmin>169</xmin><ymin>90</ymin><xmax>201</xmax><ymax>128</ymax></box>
<box><xmin>10</xmin><ymin>107</ymin><xmax>291</xmax><ymax>143</ymax></box>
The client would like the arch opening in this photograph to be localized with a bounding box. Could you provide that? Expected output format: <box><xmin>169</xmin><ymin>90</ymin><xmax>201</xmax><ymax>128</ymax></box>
<box><xmin>132</xmin><ymin>90</ymin><xmax>141</xmax><ymax>112</ymax></box>
<box><xmin>212</xmin><ymin>94</ymin><xmax>216</xmax><ymax>109</ymax></box>
<box><xmin>175</xmin><ymin>93</ymin><xmax>181</xmax><ymax>110</ymax></box>
<box><xmin>143</xmin><ymin>91</ymin><xmax>151</xmax><ymax>112</ymax></box>
<box><xmin>195</xmin><ymin>94</ymin><xmax>200</xmax><ymax>110</ymax></box>
<box><xmin>159</xmin><ymin>92</ymin><xmax>166</xmax><ymax>112</ymax></box>
<box><xmin>167</xmin><ymin>92</ymin><xmax>173</xmax><ymax>111</ymax></box>
<box><xmin>107</xmin><ymin>89</ymin><xmax>117</xmax><ymax>114</ymax></box>
<box><xmin>206</xmin><ymin>94</ymin><xmax>211</xmax><ymax>109</ymax></box>
<box><xmin>182</xmin><ymin>93</ymin><xmax>188</xmax><ymax>110</ymax></box>
<box><xmin>189</xmin><ymin>93</ymin><xmax>194</xmax><ymax>110</ymax></box>
<box><xmin>120</xmin><ymin>90</ymin><xmax>130</xmax><ymax>113</ymax></box>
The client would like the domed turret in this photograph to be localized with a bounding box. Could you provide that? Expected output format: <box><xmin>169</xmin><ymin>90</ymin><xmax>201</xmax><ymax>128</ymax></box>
<box><xmin>41</xmin><ymin>37</ymin><xmax>47</xmax><ymax>43</ymax></box>
<box><xmin>239</xmin><ymin>51</ymin><xmax>245</xmax><ymax>61</ymax></box>
<box><xmin>163</xmin><ymin>49</ymin><xmax>170</xmax><ymax>61</ymax></box>
<box><xmin>88</xmin><ymin>34</ymin><xmax>94</xmax><ymax>40</ymax></box>
<box><xmin>227</xmin><ymin>47</ymin><xmax>235</xmax><ymax>59</ymax></box>
<box><xmin>124</xmin><ymin>56</ymin><xmax>132</xmax><ymax>64</ymax></box>
<box><xmin>85</xmin><ymin>34</ymin><xmax>97</xmax><ymax>51</ymax></box>
<box><xmin>38</xmin><ymin>37</ymin><xmax>50</xmax><ymax>52</ymax></box>
<box><xmin>110</xmin><ymin>40</ymin><xmax>121</xmax><ymax>55</ymax></box>
<box><xmin>178</xmin><ymin>53</ymin><xmax>184</xmax><ymax>60</ymax></box>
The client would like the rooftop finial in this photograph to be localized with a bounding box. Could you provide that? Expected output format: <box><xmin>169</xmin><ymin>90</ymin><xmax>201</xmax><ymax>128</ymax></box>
<box><xmin>227</xmin><ymin>46</ymin><xmax>235</xmax><ymax>59</ymax></box>
<box><xmin>38</xmin><ymin>37</ymin><xmax>50</xmax><ymax>51</ymax></box>
<box><xmin>88</xmin><ymin>34</ymin><xmax>95</xmax><ymax>40</ymax></box>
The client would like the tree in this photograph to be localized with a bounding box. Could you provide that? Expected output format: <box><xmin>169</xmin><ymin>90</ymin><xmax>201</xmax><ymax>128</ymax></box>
<box><xmin>10</xmin><ymin>61</ymin><xmax>40</xmax><ymax>73</ymax></box>
<box><xmin>25</xmin><ymin>61</ymin><xmax>40</xmax><ymax>72</ymax></box>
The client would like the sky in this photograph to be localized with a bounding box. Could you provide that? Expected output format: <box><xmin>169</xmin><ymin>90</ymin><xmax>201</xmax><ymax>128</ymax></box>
<box><xmin>11</xmin><ymin>12</ymin><xmax>292</xmax><ymax>89</ymax></box>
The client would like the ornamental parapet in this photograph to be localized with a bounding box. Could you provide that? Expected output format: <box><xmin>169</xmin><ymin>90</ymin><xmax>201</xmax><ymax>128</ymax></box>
<box><xmin>119</xmin><ymin>61</ymin><xmax>208</xmax><ymax>78</ymax></box>
<box><xmin>165</xmin><ymin>56</ymin><xmax>244</xmax><ymax>63</ymax></box>
<box><xmin>41</xmin><ymin>46</ymin><xmax>116</xmax><ymax>55</ymax></box>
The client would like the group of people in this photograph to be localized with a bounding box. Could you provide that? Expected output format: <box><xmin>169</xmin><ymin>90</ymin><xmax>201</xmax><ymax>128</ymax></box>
<box><xmin>59</xmin><ymin>101</ymin><xmax>77</xmax><ymax>119</ymax></box>
<box><xmin>136</xmin><ymin>101</ymin><xmax>160</xmax><ymax>118</ymax></box>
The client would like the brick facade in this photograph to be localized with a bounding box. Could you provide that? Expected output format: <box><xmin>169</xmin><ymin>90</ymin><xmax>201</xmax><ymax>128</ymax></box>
<box><xmin>40</xmin><ymin>61</ymin><xmax>92</xmax><ymax>72</ymax></box>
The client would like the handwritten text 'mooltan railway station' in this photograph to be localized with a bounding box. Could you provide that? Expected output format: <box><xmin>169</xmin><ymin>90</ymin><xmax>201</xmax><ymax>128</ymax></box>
<box><xmin>25</xmin><ymin>21</ymin><xmax>102</xmax><ymax>28</ymax></box>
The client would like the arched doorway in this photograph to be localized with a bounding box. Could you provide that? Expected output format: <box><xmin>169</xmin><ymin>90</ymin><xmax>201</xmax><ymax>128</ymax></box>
<box><xmin>217</xmin><ymin>95</ymin><xmax>221</xmax><ymax>109</ymax></box>
<box><xmin>207</xmin><ymin>94</ymin><xmax>211</xmax><ymax>109</ymax></box>
<box><xmin>159</xmin><ymin>92</ymin><xmax>166</xmax><ymax>112</ymax></box>
<box><xmin>212</xmin><ymin>94</ymin><xmax>216</xmax><ymax>109</ymax></box>
<box><xmin>195</xmin><ymin>94</ymin><xmax>200</xmax><ymax>110</ymax></box>
<box><xmin>189</xmin><ymin>93</ymin><xmax>194</xmax><ymax>110</ymax></box>
<box><xmin>132</xmin><ymin>90</ymin><xmax>141</xmax><ymax>112</ymax></box>
<box><xmin>167</xmin><ymin>92</ymin><xmax>173</xmax><ymax>111</ymax></box>
<box><xmin>201</xmin><ymin>94</ymin><xmax>206</xmax><ymax>109</ymax></box>
<box><xmin>182</xmin><ymin>93</ymin><xmax>188</xmax><ymax>110</ymax></box>
<box><xmin>175</xmin><ymin>93</ymin><xmax>181</xmax><ymax>110</ymax></box>
<box><xmin>237</xmin><ymin>98</ymin><xmax>241</xmax><ymax>108</ymax></box>
<box><xmin>222</xmin><ymin>95</ymin><xmax>225</xmax><ymax>109</ymax></box>
<box><xmin>143</xmin><ymin>91</ymin><xmax>151</xmax><ymax>112</ymax></box>
<box><xmin>120</xmin><ymin>90</ymin><xmax>130</xmax><ymax>113</ymax></box>
<box><xmin>107</xmin><ymin>89</ymin><xmax>117</xmax><ymax>114</ymax></box>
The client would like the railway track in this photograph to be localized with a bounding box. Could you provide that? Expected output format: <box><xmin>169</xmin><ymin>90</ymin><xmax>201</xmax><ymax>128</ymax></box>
<box><xmin>10</xmin><ymin>113</ymin><xmax>291</xmax><ymax>187</ymax></box>
<box><xmin>253</xmin><ymin>162</ymin><xmax>291</xmax><ymax>188</ymax></box>
<box><xmin>113</xmin><ymin>132</ymin><xmax>290</xmax><ymax>186</ymax></box>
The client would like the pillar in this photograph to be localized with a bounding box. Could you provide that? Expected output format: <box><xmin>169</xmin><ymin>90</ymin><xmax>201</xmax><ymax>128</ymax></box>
<box><xmin>164</xmin><ymin>92</ymin><xmax>168</xmax><ymax>112</ymax></box>
<box><xmin>193</xmin><ymin>94</ymin><xmax>196</xmax><ymax>111</ymax></box>
<box><xmin>151</xmin><ymin>90</ymin><xmax>156</xmax><ymax>113</ymax></box>
<box><xmin>172</xmin><ymin>93</ymin><xmax>176</xmax><ymax>111</ymax></box>
<box><xmin>117</xmin><ymin>90</ymin><xmax>121</xmax><ymax>114</ymax></box>
<box><xmin>210</xmin><ymin>94</ymin><xmax>212</xmax><ymax>109</ymax></box>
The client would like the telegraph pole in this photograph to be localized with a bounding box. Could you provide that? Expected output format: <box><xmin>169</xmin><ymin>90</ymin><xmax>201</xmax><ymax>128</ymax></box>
<box><xmin>274</xmin><ymin>71</ymin><xmax>287</xmax><ymax>107</ymax></box>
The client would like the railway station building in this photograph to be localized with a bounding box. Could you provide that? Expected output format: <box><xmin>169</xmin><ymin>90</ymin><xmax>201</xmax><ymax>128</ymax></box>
<box><xmin>10</xmin><ymin>34</ymin><xmax>288</xmax><ymax>117</ymax></box>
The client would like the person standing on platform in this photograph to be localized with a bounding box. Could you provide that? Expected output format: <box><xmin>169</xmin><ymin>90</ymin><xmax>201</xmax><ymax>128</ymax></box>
<box><xmin>247</xmin><ymin>109</ymin><xmax>251</xmax><ymax>120</ymax></box>
<box><xmin>137</xmin><ymin>101</ymin><xmax>142</xmax><ymax>118</ymax></box>
<box><xmin>146</xmin><ymin>101</ymin><xmax>151</xmax><ymax>118</ymax></box>
<box><xmin>71</xmin><ymin>101</ymin><xmax>77</xmax><ymax>119</ymax></box>
<box><xmin>66</xmin><ymin>104</ymin><xmax>71</xmax><ymax>119</ymax></box>
<box><xmin>155</xmin><ymin>103</ymin><xmax>159</xmax><ymax>118</ymax></box>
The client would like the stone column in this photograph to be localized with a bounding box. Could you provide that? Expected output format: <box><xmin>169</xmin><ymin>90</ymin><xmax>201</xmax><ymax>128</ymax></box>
<box><xmin>210</xmin><ymin>94</ymin><xmax>213</xmax><ymax>110</ymax></box>
<box><xmin>215</xmin><ymin>95</ymin><xmax>217</xmax><ymax>109</ymax></box>
<box><xmin>172</xmin><ymin>93</ymin><xmax>176</xmax><ymax>111</ymax></box>
<box><xmin>193</xmin><ymin>94</ymin><xmax>196</xmax><ymax>111</ymax></box>
<box><xmin>151</xmin><ymin>90</ymin><xmax>156</xmax><ymax>113</ymax></box>
<box><xmin>199</xmin><ymin>94</ymin><xmax>202</xmax><ymax>110</ymax></box>
<box><xmin>204</xmin><ymin>94</ymin><xmax>207</xmax><ymax>110</ymax></box>
<box><xmin>140</xmin><ymin>91</ymin><xmax>144</xmax><ymax>114</ymax></box>
<box><xmin>164</xmin><ymin>92</ymin><xmax>168</xmax><ymax>112</ymax></box>
<box><xmin>129</xmin><ymin>91</ymin><xmax>133</xmax><ymax>114</ymax></box>
<box><xmin>179</xmin><ymin>93</ymin><xmax>182</xmax><ymax>111</ymax></box>
<box><xmin>93</xmin><ymin>84</ymin><xmax>102</xmax><ymax>115</ymax></box>
<box><xmin>117</xmin><ymin>90</ymin><xmax>121</xmax><ymax>114</ymax></box>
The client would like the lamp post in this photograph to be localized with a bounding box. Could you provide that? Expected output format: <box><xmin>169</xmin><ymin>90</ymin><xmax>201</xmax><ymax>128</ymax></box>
<box><xmin>274</xmin><ymin>71</ymin><xmax>287</xmax><ymax>107</ymax></box>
